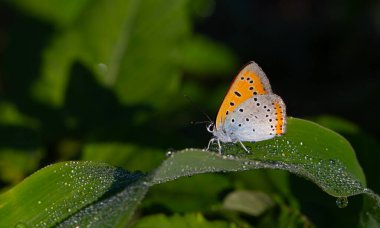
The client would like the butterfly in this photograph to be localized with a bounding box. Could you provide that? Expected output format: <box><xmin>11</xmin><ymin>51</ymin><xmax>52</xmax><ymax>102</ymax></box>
<box><xmin>207</xmin><ymin>61</ymin><xmax>286</xmax><ymax>153</ymax></box>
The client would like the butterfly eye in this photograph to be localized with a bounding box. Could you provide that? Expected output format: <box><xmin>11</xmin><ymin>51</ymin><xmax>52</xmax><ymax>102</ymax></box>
<box><xmin>207</xmin><ymin>123</ymin><xmax>215</xmax><ymax>133</ymax></box>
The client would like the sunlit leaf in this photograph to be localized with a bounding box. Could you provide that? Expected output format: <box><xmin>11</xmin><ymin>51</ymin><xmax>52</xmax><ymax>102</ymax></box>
<box><xmin>153</xmin><ymin>118</ymin><xmax>365</xmax><ymax>197</ymax></box>
<box><xmin>0</xmin><ymin>161</ymin><xmax>145</xmax><ymax>227</ymax></box>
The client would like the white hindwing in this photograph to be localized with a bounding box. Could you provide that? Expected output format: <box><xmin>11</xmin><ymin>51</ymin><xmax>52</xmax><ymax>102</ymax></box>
<box><xmin>215</xmin><ymin>94</ymin><xmax>286</xmax><ymax>142</ymax></box>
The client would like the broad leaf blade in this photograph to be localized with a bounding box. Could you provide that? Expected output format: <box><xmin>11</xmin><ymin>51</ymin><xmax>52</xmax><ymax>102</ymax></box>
<box><xmin>153</xmin><ymin>118</ymin><xmax>366</xmax><ymax>197</ymax></box>
<box><xmin>0</xmin><ymin>161</ymin><xmax>144</xmax><ymax>227</ymax></box>
<box><xmin>58</xmin><ymin>175</ymin><xmax>149</xmax><ymax>227</ymax></box>
<box><xmin>1</xmin><ymin>118</ymin><xmax>378</xmax><ymax>227</ymax></box>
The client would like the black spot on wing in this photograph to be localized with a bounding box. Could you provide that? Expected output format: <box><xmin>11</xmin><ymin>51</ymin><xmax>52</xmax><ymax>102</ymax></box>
<box><xmin>234</xmin><ymin>91</ymin><xmax>241</xmax><ymax>97</ymax></box>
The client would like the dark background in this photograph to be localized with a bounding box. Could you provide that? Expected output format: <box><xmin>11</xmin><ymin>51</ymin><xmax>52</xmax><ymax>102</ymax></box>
<box><xmin>195</xmin><ymin>0</ymin><xmax>380</xmax><ymax>137</ymax></box>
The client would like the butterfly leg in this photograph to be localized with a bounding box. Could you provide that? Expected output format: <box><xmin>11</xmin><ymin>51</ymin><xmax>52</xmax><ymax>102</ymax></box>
<box><xmin>207</xmin><ymin>138</ymin><xmax>216</xmax><ymax>151</ymax></box>
<box><xmin>217</xmin><ymin>139</ymin><xmax>222</xmax><ymax>155</ymax></box>
<box><xmin>238</xmin><ymin>141</ymin><xmax>250</xmax><ymax>153</ymax></box>
<box><xmin>207</xmin><ymin>138</ymin><xmax>223</xmax><ymax>154</ymax></box>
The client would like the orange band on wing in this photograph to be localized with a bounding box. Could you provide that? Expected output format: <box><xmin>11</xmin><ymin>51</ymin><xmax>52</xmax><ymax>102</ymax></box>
<box><xmin>243</xmin><ymin>71</ymin><xmax>268</xmax><ymax>94</ymax></box>
<box><xmin>215</xmin><ymin>65</ymin><xmax>271</xmax><ymax>129</ymax></box>
<box><xmin>274</xmin><ymin>101</ymin><xmax>284</xmax><ymax>135</ymax></box>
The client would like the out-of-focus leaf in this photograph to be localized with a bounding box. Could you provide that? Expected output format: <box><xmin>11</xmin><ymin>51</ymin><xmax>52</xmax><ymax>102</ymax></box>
<box><xmin>29</xmin><ymin>0</ymin><xmax>236</xmax><ymax>109</ymax></box>
<box><xmin>0</xmin><ymin>148</ymin><xmax>42</xmax><ymax>185</ymax></box>
<box><xmin>82</xmin><ymin>143</ymin><xmax>165</xmax><ymax>172</ymax></box>
<box><xmin>132</xmin><ymin>213</ymin><xmax>234</xmax><ymax>228</ymax></box>
<box><xmin>0</xmin><ymin>102</ymin><xmax>39</xmax><ymax>128</ymax></box>
<box><xmin>189</xmin><ymin>0</ymin><xmax>216</xmax><ymax>18</ymax></box>
<box><xmin>223</xmin><ymin>190</ymin><xmax>274</xmax><ymax>216</ymax></box>
<box><xmin>0</xmin><ymin>102</ymin><xmax>42</xmax><ymax>185</ymax></box>
<box><xmin>6</xmin><ymin>0</ymin><xmax>89</xmax><ymax>27</ymax></box>
<box><xmin>257</xmin><ymin>195</ymin><xmax>314</xmax><ymax>228</ymax></box>
<box><xmin>144</xmin><ymin>174</ymin><xmax>231</xmax><ymax>212</ymax></box>
<box><xmin>360</xmin><ymin>191</ymin><xmax>380</xmax><ymax>228</ymax></box>
<box><xmin>231</xmin><ymin>169</ymin><xmax>292</xmax><ymax>197</ymax></box>
<box><xmin>177</xmin><ymin>36</ymin><xmax>238</xmax><ymax>76</ymax></box>
<box><xmin>31</xmin><ymin>0</ymin><xmax>188</xmax><ymax>107</ymax></box>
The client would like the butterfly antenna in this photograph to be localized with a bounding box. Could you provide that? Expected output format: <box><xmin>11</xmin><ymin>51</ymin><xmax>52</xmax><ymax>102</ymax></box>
<box><xmin>190</xmin><ymin>120</ymin><xmax>212</xmax><ymax>125</ymax></box>
<box><xmin>183</xmin><ymin>94</ymin><xmax>213</xmax><ymax>124</ymax></box>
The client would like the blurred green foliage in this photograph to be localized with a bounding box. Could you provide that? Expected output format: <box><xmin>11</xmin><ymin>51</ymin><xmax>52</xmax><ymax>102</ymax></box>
<box><xmin>0</xmin><ymin>0</ymin><xmax>379</xmax><ymax>227</ymax></box>
<box><xmin>0</xmin><ymin>0</ymin><xmax>237</xmax><ymax>188</ymax></box>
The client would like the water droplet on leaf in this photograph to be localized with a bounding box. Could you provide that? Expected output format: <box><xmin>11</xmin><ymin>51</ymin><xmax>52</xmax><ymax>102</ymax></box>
<box><xmin>336</xmin><ymin>197</ymin><xmax>348</xmax><ymax>208</ymax></box>
<box><xmin>166</xmin><ymin>150</ymin><xmax>174</xmax><ymax>157</ymax></box>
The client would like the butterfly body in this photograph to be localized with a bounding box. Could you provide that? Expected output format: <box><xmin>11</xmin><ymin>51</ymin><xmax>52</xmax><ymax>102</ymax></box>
<box><xmin>209</xmin><ymin>61</ymin><xmax>286</xmax><ymax>152</ymax></box>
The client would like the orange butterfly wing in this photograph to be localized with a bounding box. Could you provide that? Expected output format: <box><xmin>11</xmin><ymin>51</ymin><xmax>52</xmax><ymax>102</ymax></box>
<box><xmin>215</xmin><ymin>61</ymin><xmax>273</xmax><ymax>129</ymax></box>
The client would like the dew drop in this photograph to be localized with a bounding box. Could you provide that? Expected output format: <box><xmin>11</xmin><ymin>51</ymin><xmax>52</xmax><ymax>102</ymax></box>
<box><xmin>15</xmin><ymin>222</ymin><xmax>27</xmax><ymax>228</ymax></box>
<box><xmin>336</xmin><ymin>197</ymin><xmax>348</xmax><ymax>208</ymax></box>
<box><xmin>227</xmin><ymin>155</ymin><xmax>235</xmax><ymax>159</ymax></box>
<box><xmin>166</xmin><ymin>150</ymin><xmax>174</xmax><ymax>157</ymax></box>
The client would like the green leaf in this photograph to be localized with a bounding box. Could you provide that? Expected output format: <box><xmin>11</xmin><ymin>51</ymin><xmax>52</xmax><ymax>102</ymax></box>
<box><xmin>28</xmin><ymin>0</ymin><xmax>236</xmax><ymax>109</ymax></box>
<box><xmin>0</xmin><ymin>148</ymin><xmax>42</xmax><ymax>184</ymax></box>
<box><xmin>132</xmin><ymin>213</ymin><xmax>234</xmax><ymax>228</ymax></box>
<box><xmin>82</xmin><ymin>143</ymin><xmax>165</xmax><ymax>172</ymax></box>
<box><xmin>256</xmin><ymin>194</ymin><xmax>314</xmax><ymax>228</ymax></box>
<box><xmin>313</xmin><ymin>115</ymin><xmax>360</xmax><ymax>134</ymax></box>
<box><xmin>0</xmin><ymin>102</ymin><xmax>39</xmax><ymax>128</ymax></box>
<box><xmin>231</xmin><ymin>170</ymin><xmax>292</xmax><ymax>197</ymax></box>
<box><xmin>57</xmin><ymin>174</ymin><xmax>149</xmax><ymax>227</ymax></box>
<box><xmin>153</xmin><ymin>118</ymin><xmax>365</xmax><ymax>197</ymax></box>
<box><xmin>30</xmin><ymin>0</ymin><xmax>187</xmax><ymax>107</ymax></box>
<box><xmin>312</xmin><ymin>115</ymin><xmax>380</xmax><ymax>227</ymax></box>
<box><xmin>177</xmin><ymin>36</ymin><xmax>238</xmax><ymax>76</ymax></box>
<box><xmin>360</xmin><ymin>190</ymin><xmax>380</xmax><ymax>228</ymax></box>
<box><xmin>1</xmin><ymin>117</ymin><xmax>379</xmax><ymax>226</ymax></box>
<box><xmin>6</xmin><ymin>0</ymin><xmax>89</xmax><ymax>27</ymax></box>
<box><xmin>144</xmin><ymin>174</ymin><xmax>231</xmax><ymax>212</ymax></box>
<box><xmin>222</xmin><ymin>190</ymin><xmax>274</xmax><ymax>216</ymax></box>
<box><xmin>0</xmin><ymin>161</ymin><xmax>146</xmax><ymax>227</ymax></box>
<box><xmin>0</xmin><ymin>102</ymin><xmax>42</xmax><ymax>184</ymax></box>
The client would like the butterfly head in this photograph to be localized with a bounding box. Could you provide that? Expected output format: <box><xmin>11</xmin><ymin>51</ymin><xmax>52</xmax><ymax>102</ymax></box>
<box><xmin>206</xmin><ymin>122</ymin><xmax>215</xmax><ymax>133</ymax></box>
